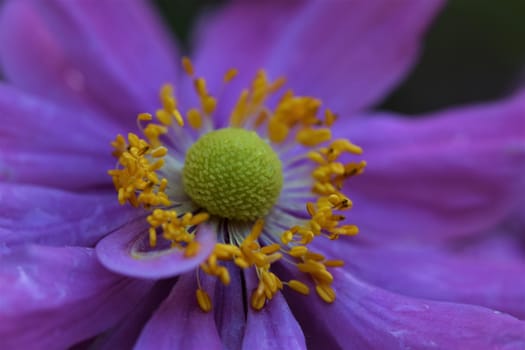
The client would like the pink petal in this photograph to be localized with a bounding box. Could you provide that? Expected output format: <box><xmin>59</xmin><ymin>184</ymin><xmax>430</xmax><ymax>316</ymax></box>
<box><xmin>0</xmin><ymin>0</ymin><xmax>180</xmax><ymax>127</ymax></box>
<box><xmin>341</xmin><ymin>91</ymin><xmax>525</xmax><ymax>243</ymax></box>
<box><xmin>96</xmin><ymin>220</ymin><xmax>216</xmax><ymax>279</ymax></box>
<box><xmin>134</xmin><ymin>272</ymin><xmax>222</xmax><ymax>349</ymax></box>
<box><xmin>0</xmin><ymin>245</ymin><xmax>153</xmax><ymax>349</ymax></box>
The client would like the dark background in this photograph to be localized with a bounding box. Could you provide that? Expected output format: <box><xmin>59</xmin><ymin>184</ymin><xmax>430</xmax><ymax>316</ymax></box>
<box><xmin>153</xmin><ymin>0</ymin><xmax>525</xmax><ymax>116</ymax></box>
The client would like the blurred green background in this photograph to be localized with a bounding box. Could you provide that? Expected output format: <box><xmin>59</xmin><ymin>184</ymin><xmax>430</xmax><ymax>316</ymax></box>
<box><xmin>153</xmin><ymin>0</ymin><xmax>525</xmax><ymax>116</ymax></box>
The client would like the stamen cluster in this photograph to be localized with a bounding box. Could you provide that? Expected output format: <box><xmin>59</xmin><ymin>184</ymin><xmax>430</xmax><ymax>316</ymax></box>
<box><xmin>108</xmin><ymin>57</ymin><xmax>365</xmax><ymax>312</ymax></box>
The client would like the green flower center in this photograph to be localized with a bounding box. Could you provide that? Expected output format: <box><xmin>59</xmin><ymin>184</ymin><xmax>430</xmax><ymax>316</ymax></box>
<box><xmin>182</xmin><ymin>127</ymin><xmax>283</xmax><ymax>221</ymax></box>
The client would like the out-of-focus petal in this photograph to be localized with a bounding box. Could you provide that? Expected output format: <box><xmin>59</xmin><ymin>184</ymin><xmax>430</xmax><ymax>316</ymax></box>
<box><xmin>332</xmin><ymin>244</ymin><xmax>525</xmax><ymax>319</ymax></box>
<box><xmin>134</xmin><ymin>273</ymin><xmax>222</xmax><ymax>350</ymax></box>
<box><xmin>185</xmin><ymin>1</ymin><xmax>305</xmax><ymax>125</ymax></box>
<box><xmin>0</xmin><ymin>246</ymin><xmax>153</xmax><ymax>350</ymax></box>
<box><xmin>0</xmin><ymin>0</ymin><xmax>180</xmax><ymax>128</ymax></box>
<box><xmin>96</xmin><ymin>220</ymin><xmax>216</xmax><ymax>279</ymax></box>
<box><xmin>285</xmin><ymin>270</ymin><xmax>525</xmax><ymax>349</ymax></box>
<box><xmin>241</xmin><ymin>269</ymin><xmax>306</xmax><ymax>350</ymax></box>
<box><xmin>0</xmin><ymin>183</ymin><xmax>135</xmax><ymax>247</ymax></box>
<box><xmin>0</xmin><ymin>85</ymin><xmax>118</xmax><ymax>189</ymax></box>
<box><xmin>341</xmin><ymin>92</ymin><xmax>525</xmax><ymax>243</ymax></box>
<box><xmin>192</xmin><ymin>0</ymin><xmax>444</xmax><ymax>122</ymax></box>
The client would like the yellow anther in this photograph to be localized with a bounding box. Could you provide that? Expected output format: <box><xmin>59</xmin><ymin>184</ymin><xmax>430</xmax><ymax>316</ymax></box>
<box><xmin>185</xmin><ymin>241</ymin><xmax>200</xmax><ymax>257</ymax></box>
<box><xmin>297</xmin><ymin>261</ymin><xmax>324</xmax><ymax>274</ymax></box>
<box><xmin>128</xmin><ymin>133</ymin><xmax>141</xmax><ymax>146</ymax></box>
<box><xmin>230</xmin><ymin>89</ymin><xmax>250</xmax><ymax>127</ymax></box>
<box><xmin>262</xmin><ymin>271</ymin><xmax>277</xmax><ymax>293</ymax></box>
<box><xmin>194</xmin><ymin>78</ymin><xmax>208</xmax><ymax>98</ymax></box>
<box><xmin>324</xmin><ymin>139</ymin><xmax>363</xmax><ymax>161</ymax></box>
<box><xmin>251</xmin><ymin>290</ymin><xmax>266</xmax><ymax>311</ymax></box>
<box><xmin>263</xmin><ymin>252</ymin><xmax>282</xmax><ymax>265</ymax></box>
<box><xmin>304</xmin><ymin>252</ymin><xmax>325</xmax><ymax>261</ymax></box>
<box><xmin>260</xmin><ymin>244</ymin><xmax>281</xmax><ymax>255</ymax></box>
<box><xmin>111</xmin><ymin>134</ymin><xmax>127</xmax><ymax>157</ymax></box>
<box><xmin>196</xmin><ymin>288</ymin><xmax>212</xmax><ymax>312</ymax></box>
<box><xmin>306</xmin><ymin>202</ymin><xmax>316</xmax><ymax>216</ymax></box>
<box><xmin>219</xmin><ymin>267</ymin><xmax>231</xmax><ymax>285</ymax></box>
<box><xmin>182</xmin><ymin>56</ymin><xmax>195</xmax><ymax>76</ymax></box>
<box><xmin>268</xmin><ymin>77</ymin><xmax>286</xmax><ymax>94</ymax></box>
<box><xmin>173</xmin><ymin>110</ymin><xmax>184</xmax><ymax>127</ymax></box>
<box><xmin>246</xmin><ymin>219</ymin><xmax>265</xmax><ymax>242</ymax></box>
<box><xmin>203</xmin><ymin>96</ymin><xmax>217</xmax><ymax>115</ymax></box>
<box><xmin>268</xmin><ymin>118</ymin><xmax>289</xmax><ymax>143</ymax></box>
<box><xmin>149</xmin><ymin>228</ymin><xmax>157</xmax><ymax>247</ymax></box>
<box><xmin>287</xmin><ymin>280</ymin><xmax>310</xmax><ymax>295</ymax></box>
<box><xmin>254</xmin><ymin>110</ymin><xmax>269</xmax><ymax>127</ymax></box>
<box><xmin>312</xmin><ymin>269</ymin><xmax>334</xmax><ymax>284</ymax></box>
<box><xmin>224</xmin><ymin>68</ymin><xmax>238</xmax><ymax>83</ymax></box>
<box><xmin>281</xmin><ymin>230</ymin><xmax>294</xmax><ymax>244</ymax></box>
<box><xmin>316</xmin><ymin>284</ymin><xmax>336</xmax><ymax>303</ymax></box>
<box><xmin>307</xmin><ymin>151</ymin><xmax>326</xmax><ymax>165</ymax></box>
<box><xmin>161</xmin><ymin>84</ymin><xmax>174</xmax><ymax>98</ymax></box>
<box><xmin>151</xmin><ymin>147</ymin><xmax>168</xmax><ymax>158</ymax></box>
<box><xmin>289</xmin><ymin>246</ymin><xmax>308</xmax><ymax>257</ymax></box>
<box><xmin>138</xmin><ymin>113</ymin><xmax>153</xmax><ymax>121</ymax></box>
<box><xmin>324</xmin><ymin>109</ymin><xmax>337</xmax><ymax>126</ymax></box>
<box><xmin>187</xmin><ymin>108</ymin><xmax>203</xmax><ymax>129</ymax></box>
<box><xmin>234</xmin><ymin>257</ymin><xmax>250</xmax><ymax>269</ymax></box>
<box><xmin>296</xmin><ymin>127</ymin><xmax>332</xmax><ymax>147</ymax></box>
<box><xmin>324</xmin><ymin>259</ymin><xmax>345</xmax><ymax>267</ymax></box>
<box><xmin>190</xmin><ymin>212</ymin><xmax>210</xmax><ymax>226</ymax></box>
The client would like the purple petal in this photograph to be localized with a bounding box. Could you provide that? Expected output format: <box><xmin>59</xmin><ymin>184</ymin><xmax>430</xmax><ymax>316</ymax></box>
<box><xmin>96</xmin><ymin>220</ymin><xmax>216</xmax><ymax>279</ymax></box>
<box><xmin>212</xmin><ymin>263</ymin><xmax>246</xmax><ymax>350</ymax></box>
<box><xmin>193</xmin><ymin>0</ymin><xmax>444</xmax><ymax>122</ymax></box>
<box><xmin>93</xmin><ymin>280</ymin><xmax>174</xmax><ymax>350</ymax></box>
<box><xmin>242</xmin><ymin>269</ymin><xmax>306</xmax><ymax>350</ymax></box>
<box><xmin>0</xmin><ymin>85</ymin><xmax>118</xmax><ymax>189</ymax></box>
<box><xmin>0</xmin><ymin>245</ymin><xmax>153</xmax><ymax>349</ymax></box>
<box><xmin>341</xmin><ymin>92</ymin><xmax>525</xmax><ymax>243</ymax></box>
<box><xmin>0</xmin><ymin>0</ymin><xmax>179</xmax><ymax>127</ymax></box>
<box><xmin>0</xmin><ymin>184</ymin><xmax>135</xmax><ymax>247</ymax></box>
<box><xmin>135</xmin><ymin>272</ymin><xmax>222</xmax><ymax>349</ymax></box>
<box><xmin>334</xmin><ymin>244</ymin><xmax>525</xmax><ymax>320</ymax></box>
<box><xmin>186</xmin><ymin>1</ymin><xmax>306</xmax><ymax>125</ymax></box>
<box><xmin>285</xmin><ymin>270</ymin><xmax>525</xmax><ymax>349</ymax></box>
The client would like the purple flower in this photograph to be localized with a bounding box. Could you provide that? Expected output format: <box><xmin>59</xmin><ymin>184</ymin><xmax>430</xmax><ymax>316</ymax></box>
<box><xmin>1</xmin><ymin>1</ymin><xmax>524</xmax><ymax>349</ymax></box>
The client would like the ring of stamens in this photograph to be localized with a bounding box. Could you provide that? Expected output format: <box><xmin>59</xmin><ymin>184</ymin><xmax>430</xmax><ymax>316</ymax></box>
<box><xmin>109</xmin><ymin>57</ymin><xmax>365</xmax><ymax>312</ymax></box>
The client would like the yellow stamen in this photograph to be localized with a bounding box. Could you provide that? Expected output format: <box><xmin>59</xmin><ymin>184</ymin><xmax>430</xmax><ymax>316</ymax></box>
<box><xmin>185</xmin><ymin>108</ymin><xmax>202</xmax><ymax>129</ymax></box>
<box><xmin>315</xmin><ymin>284</ymin><xmax>336</xmax><ymax>303</ymax></box>
<box><xmin>196</xmin><ymin>288</ymin><xmax>212</xmax><ymax>312</ymax></box>
<box><xmin>287</xmin><ymin>280</ymin><xmax>310</xmax><ymax>295</ymax></box>
<box><xmin>224</xmin><ymin>68</ymin><xmax>238</xmax><ymax>83</ymax></box>
<box><xmin>182</xmin><ymin>56</ymin><xmax>195</xmax><ymax>76</ymax></box>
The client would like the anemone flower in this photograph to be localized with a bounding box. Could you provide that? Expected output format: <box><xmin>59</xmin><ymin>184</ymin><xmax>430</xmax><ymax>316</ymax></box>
<box><xmin>1</xmin><ymin>1</ymin><xmax>525</xmax><ymax>349</ymax></box>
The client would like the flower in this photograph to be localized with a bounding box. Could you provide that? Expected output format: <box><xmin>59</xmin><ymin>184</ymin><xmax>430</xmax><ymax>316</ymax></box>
<box><xmin>1</xmin><ymin>1</ymin><xmax>524</xmax><ymax>349</ymax></box>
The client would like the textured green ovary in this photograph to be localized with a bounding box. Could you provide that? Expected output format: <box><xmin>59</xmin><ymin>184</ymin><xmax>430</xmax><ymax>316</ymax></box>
<box><xmin>182</xmin><ymin>128</ymin><xmax>283</xmax><ymax>221</ymax></box>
